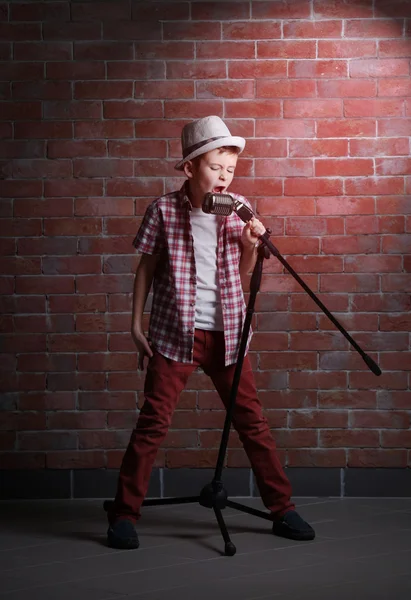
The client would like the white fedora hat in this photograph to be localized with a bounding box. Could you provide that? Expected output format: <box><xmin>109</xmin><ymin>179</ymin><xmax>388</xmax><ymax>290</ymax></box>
<box><xmin>174</xmin><ymin>115</ymin><xmax>245</xmax><ymax>171</ymax></box>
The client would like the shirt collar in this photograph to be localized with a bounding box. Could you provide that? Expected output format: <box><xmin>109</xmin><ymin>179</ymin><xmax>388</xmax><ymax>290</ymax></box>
<box><xmin>179</xmin><ymin>180</ymin><xmax>193</xmax><ymax>210</ymax></box>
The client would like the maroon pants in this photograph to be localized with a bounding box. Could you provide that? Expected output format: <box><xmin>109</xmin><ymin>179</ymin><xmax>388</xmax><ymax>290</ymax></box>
<box><xmin>109</xmin><ymin>329</ymin><xmax>294</xmax><ymax>524</ymax></box>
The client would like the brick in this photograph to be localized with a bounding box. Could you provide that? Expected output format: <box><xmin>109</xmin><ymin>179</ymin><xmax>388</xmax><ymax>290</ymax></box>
<box><xmin>289</xmin><ymin>60</ymin><xmax>347</xmax><ymax>78</ymax></box>
<box><xmin>379</xmin><ymin>216</ymin><xmax>405</xmax><ymax>234</ymax></box>
<box><xmin>318</xmin><ymin>40</ymin><xmax>376</xmax><ymax>58</ymax></box>
<box><xmin>75</xmin><ymin>120</ymin><xmax>133</xmax><ymax>139</ymax></box>
<box><xmin>76</xmin><ymin>274</ymin><xmax>134</xmax><ymax>295</ymax></box>
<box><xmin>256</xmin><ymin>79</ymin><xmax>316</xmax><ymax>98</ymax></box>
<box><xmin>275</xmin><ymin>430</ymin><xmax>317</xmax><ymax>449</ymax></box>
<box><xmin>255</xmin><ymin>119</ymin><xmax>315</xmax><ymax>137</ymax></box>
<box><xmin>381</xmin><ymin>431</ymin><xmax>411</xmax><ymax>448</ymax></box>
<box><xmin>44</xmin><ymin>181</ymin><xmax>103</xmax><ymax>202</ymax></box>
<box><xmin>378</xmin><ymin>118</ymin><xmax>411</xmax><ymax>136</ymax></box>
<box><xmin>59</xmin><ymin>54</ymin><xmax>106</xmax><ymax>78</ymax></box>
<box><xmin>320</xmin><ymin>429</ymin><xmax>379</xmax><ymax>448</ymax></box>
<box><xmin>350</xmin><ymin>138</ymin><xmax>409</xmax><ymax>157</ymax></box>
<box><xmin>224</xmin><ymin>21</ymin><xmax>281</xmax><ymax>40</ymax></box>
<box><xmin>106</xmin><ymin>178</ymin><xmax>163</xmax><ymax>197</ymax></box>
<box><xmin>104</xmin><ymin>100</ymin><xmax>162</xmax><ymax>119</ymax></box>
<box><xmin>0</xmin><ymin>22</ymin><xmax>41</xmax><ymax>41</ymax></box>
<box><xmin>0</xmin><ymin>177</ymin><xmax>44</xmax><ymax>198</ymax></box>
<box><xmin>351</xmin><ymin>59</ymin><xmax>410</xmax><ymax>78</ymax></box>
<box><xmin>345</xmin><ymin>256</ymin><xmax>402</xmax><ymax>273</ymax></box>
<box><xmin>318</xmin><ymin>80</ymin><xmax>377</xmax><ymax>98</ymax></box>
<box><xmin>284</xmin><ymin>99</ymin><xmax>342</xmax><ymax>118</ymax></box>
<box><xmin>323</xmin><ymin>234</ymin><xmax>380</xmax><ymax>255</ymax></box>
<box><xmin>290</xmin><ymin>139</ymin><xmax>348</xmax><ymax>158</ymax></box>
<box><xmin>196</xmin><ymin>80</ymin><xmax>255</xmax><ymax>98</ymax></box>
<box><xmin>289</xmin><ymin>409</ymin><xmax>348</xmax><ymax>428</ymax></box>
<box><xmin>75</xmin><ymin>197</ymin><xmax>134</xmax><ymax>217</ymax></box>
<box><xmin>0</xmin><ymin>61</ymin><xmax>44</xmax><ymax>80</ymax></box>
<box><xmin>78</xmin><ymin>236</ymin><xmax>134</xmax><ymax>255</ymax></box>
<box><xmin>320</xmin><ymin>274</ymin><xmax>379</xmax><ymax>292</ymax></box>
<box><xmin>135</xmin><ymin>81</ymin><xmax>194</xmax><ymax>99</ymax></box>
<box><xmin>0</xmin><ymin>218</ymin><xmax>41</xmax><ymax>235</ymax></box>
<box><xmin>0</xmin><ymin>452</ymin><xmax>45</xmax><ymax>469</ymax></box>
<box><xmin>378</xmin><ymin>390</ymin><xmax>411</xmax><ymax>409</ymax></box>
<box><xmin>192</xmin><ymin>1</ymin><xmax>249</xmax><ymax>20</ymax></box>
<box><xmin>253</xmin><ymin>1</ymin><xmax>311</xmax><ymax>18</ymax></box>
<box><xmin>108</xmin><ymin>140</ymin><xmax>166</xmax><ymax>158</ymax></box>
<box><xmin>255</xmin><ymin>158</ymin><xmax>313</xmax><ymax>177</ymax></box>
<box><xmin>345</xmin><ymin>177</ymin><xmax>404</xmax><ymax>196</ymax></box>
<box><xmin>228</xmin><ymin>60</ymin><xmax>286</xmax><ymax>79</ymax></box>
<box><xmin>317</xmin><ymin>119</ymin><xmax>376</xmax><ymax>137</ymax></box>
<box><xmin>285</xmin><ymin>216</ymin><xmax>339</xmax><ymax>236</ymax></box>
<box><xmin>14</xmin><ymin>121</ymin><xmax>72</xmax><ymax>139</ymax></box>
<box><xmin>49</xmin><ymin>334</ymin><xmax>107</xmax><ymax>353</ymax></box>
<box><xmin>197</xmin><ymin>41</ymin><xmax>254</xmax><ymax>60</ymax></box>
<box><xmin>380</xmin><ymin>314</ymin><xmax>411</xmax><ymax>332</ymax></box>
<box><xmin>0</xmin><ymin>257</ymin><xmax>41</xmax><ymax>275</ymax></box>
<box><xmin>43</xmin><ymin>21</ymin><xmax>100</xmax><ymax>40</ymax></box>
<box><xmin>285</xmin><ymin>178</ymin><xmax>342</xmax><ymax>196</ymax></box>
<box><xmin>78</xmin><ymin>430</ymin><xmax>130</xmax><ymax>450</ymax></box>
<box><xmin>46</xmin><ymin>451</ymin><xmax>105</xmax><ymax>469</ymax></box>
<box><xmin>72</xmin><ymin>1</ymin><xmax>130</xmax><ymax>21</ymax></box>
<box><xmin>242</xmin><ymin>139</ymin><xmax>287</xmax><ymax>158</ymax></box>
<box><xmin>18</xmin><ymin>237</ymin><xmax>77</xmax><ymax>256</ymax></box>
<box><xmin>14</xmin><ymin>41</ymin><xmax>72</xmax><ymax>61</ymax></box>
<box><xmin>12</xmin><ymin>159</ymin><xmax>72</xmax><ymax>179</ymax></box>
<box><xmin>230</xmin><ymin>177</ymin><xmax>282</xmax><ymax>197</ymax></box>
<box><xmin>380</xmin><ymin>351</ymin><xmax>411</xmax><ymax>370</ymax></box>
<box><xmin>379</xmin><ymin>78</ymin><xmax>411</xmax><ymax>96</ymax></box>
<box><xmin>319</xmin><ymin>313</ymin><xmax>378</xmax><ymax>332</ymax></box>
<box><xmin>164</xmin><ymin>21</ymin><xmax>220</xmax><ymax>40</ymax></box>
<box><xmin>44</xmin><ymin>100</ymin><xmax>102</xmax><ymax>120</ymax></box>
<box><xmin>314</xmin><ymin>0</ymin><xmax>373</xmax><ymax>18</ymax></box>
<box><xmin>379</xmin><ymin>40</ymin><xmax>411</xmax><ymax>58</ymax></box>
<box><xmin>258</xmin><ymin>40</ymin><xmax>315</xmax><ymax>59</ymax></box>
<box><xmin>42</xmin><ymin>256</ymin><xmax>101</xmax><ymax>275</ymax></box>
<box><xmin>345</xmin><ymin>19</ymin><xmax>404</xmax><ymax>38</ymax></box>
<box><xmin>78</xmin><ymin>391</ymin><xmax>136</xmax><ymax>411</ymax></box>
<box><xmin>166</xmin><ymin>449</ymin><xmax>219</xmax><ymax>468</ymax></box>
<box><xmin>44</xmin><ymin>217</ymin><xmax>102</xmax><ymax>236</ymax></box>
<box><xmin>290</xmin><ymin>330</ymin><xmax>346</xmax><ymax>351</ymax></box>
<box><xmin>11</xmin><ymin>2</ymin><xmax>69</xmax><ymax>20</ymax></box>
<box><xmin>351</xmin><ymin>410</ymin><xmax>409</xmax><ymax>429</ymax></box>
<box><xmin>315</xmin><ymin>158</ymin><xmax>373</xmax><ymax>177</ymax></box>
<box><xmin>225</xmin><ymin>100</ymin><xmax>281</xmax><ymax>118</ymax></box>
<box><xmin>73</xmin><ymin>158</ymin><xmax>133</xmax><ymax>179</ymax></box>
<box><xmin>288</xmin><ymin>449</ymin><xmax>347</xmax><ymax>468</ymax></box>
<box><xmin>319</xmin><ymin>390</ymin><xmax>376</xmax><ymax>409</ymax></box>
<box><xmin>48</xmin><ymin>140</ymin><xmax>106</xmax><ymax>159</ymax></box>
<box><xmin>376</xmin><ymin>158</ymin><xmax>411</xmax><ymax>176</ymax></box>
<box><xmin>260</xmin><ymin>352</ymin><xmax>317</xmax><ymax>371</ymax></box>
<box><xmin>350</xmin><ymin>371</ymin><xmax>407</xmax><ymax>390</ymax></box>
<box><xmin>75</xmin><ymin>81</ymin><xmax>133</xmax><ymax>100</ymax></box>
<box><xmin>164</xmin><ymin>100</ymin><xmax>223</xmax><ymax>118</ymax></box>
<box><xmin>74</xmin><ymin>42</ymin><xmax>133</xmax><ymax>61</ymax></box>
<box><xmin>166</xmin><ymin>60</ymin><xmax>226</xmax><ymax>80</ymax></box>
<box><xmin>0</xmin><ymin>102</ymin><xmax>42</xmax><ymax>121</ymax></box>
<box><xmin>135</xmin><ymin>41</ymin><xmax>194</xmax><ymax>60</ymax></box>
<box><xmin>48</xmin><ymin>294</ymin><xmax>106</xmax><ymax>314</ymax></box>
<box><xmin>284</xmin><ymin>20</ymin><xmax>342</xmax><ymax>38</ymax></box>
<box><xmin>348</xmin><ymin>449</ymin><xmax>407</xmax><ymax>468</ymax></box>
<box><xmin>16</xmin><ymin>276</ymin><xmax>75</xmax><ymax>295</ymax></box>
<box><xmin>103</xmin><ymin>21</ymin><xmax>161</xmax><ymax>41</ymax></box>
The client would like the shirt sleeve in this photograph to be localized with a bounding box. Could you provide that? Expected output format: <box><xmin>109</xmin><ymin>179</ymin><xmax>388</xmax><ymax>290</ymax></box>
<box><xmin>132</xmin><ymin>200</ymin><xmax>165</xmax><ymax>255</ymax></box>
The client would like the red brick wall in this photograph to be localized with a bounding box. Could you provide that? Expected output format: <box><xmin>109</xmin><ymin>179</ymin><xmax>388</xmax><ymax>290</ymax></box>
<box><xmin>1</xmin><ymin>1</ymin><xmax>410</xmax><ymax>472</ymax></box>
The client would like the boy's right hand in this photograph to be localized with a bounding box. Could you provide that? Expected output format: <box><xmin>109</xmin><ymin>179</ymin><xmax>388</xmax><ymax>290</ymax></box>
<box><xmin>131</xmin><ymin>327</ymin><xmax>153</xmax><ymax>371</ymax></box>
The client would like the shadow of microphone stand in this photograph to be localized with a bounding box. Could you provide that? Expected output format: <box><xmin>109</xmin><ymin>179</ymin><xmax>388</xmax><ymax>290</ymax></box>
<box><xmin>104</xmin><ymin>192</ymin><xmax>381</xmax><ymax>557</ymax></box>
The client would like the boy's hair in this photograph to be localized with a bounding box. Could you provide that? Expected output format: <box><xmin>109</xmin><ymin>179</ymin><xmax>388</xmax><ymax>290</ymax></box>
<box><xmin>190</xmin><ymin>145</ymin><xmax>240</xmax><ymax>168</ymax></box>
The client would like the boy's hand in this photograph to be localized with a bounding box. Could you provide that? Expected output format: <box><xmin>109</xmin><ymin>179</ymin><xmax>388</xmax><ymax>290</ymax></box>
<box><xmin>131</xmin><ymin>326</ymin><xmax>153</xmax><ymax>370</ymax></box>
<box><xmin>241</xmin><ymin>217</ymin><xmax>266</xmax><ymax>248</ymax></box>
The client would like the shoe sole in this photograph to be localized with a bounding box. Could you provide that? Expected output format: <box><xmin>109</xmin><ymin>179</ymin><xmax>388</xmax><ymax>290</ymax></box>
<box><xmin>272</xmin><ymin>525</ymin><xmax>315</xmax><ymax>541</ymax></box>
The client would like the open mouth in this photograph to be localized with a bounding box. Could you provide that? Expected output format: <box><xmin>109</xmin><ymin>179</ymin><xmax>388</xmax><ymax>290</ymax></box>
<box><xmin>212</xmin><ymin>186</ymin><xmax>225</xmax><ymax>194</ymax></box>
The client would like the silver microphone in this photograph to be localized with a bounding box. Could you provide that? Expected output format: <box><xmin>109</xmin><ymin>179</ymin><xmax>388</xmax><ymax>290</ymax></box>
<box><xmin>202</xmin><ymin>193</ymin><xmax>254</xmax><ymax>223</ymax></box>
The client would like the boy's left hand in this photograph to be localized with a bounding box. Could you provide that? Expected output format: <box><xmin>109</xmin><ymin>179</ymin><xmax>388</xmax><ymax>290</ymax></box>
<box><xmin>241</xmin><ymin>217</ymin><xmax>266</xmax><ymax>248</ymax></box>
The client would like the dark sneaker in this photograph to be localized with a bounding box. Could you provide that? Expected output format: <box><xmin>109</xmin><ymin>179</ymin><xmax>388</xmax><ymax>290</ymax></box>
<box><xmin>272</xmin><ymin>510</ymin><xmax>315</xmax><ymax>541</ymax></box>
<box><xmin>107</xmin><ymin>519</ymin><xmax>139</xmax><ymax>549</ymax></box>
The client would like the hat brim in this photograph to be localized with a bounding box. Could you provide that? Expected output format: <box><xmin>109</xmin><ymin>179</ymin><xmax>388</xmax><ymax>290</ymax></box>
<box><xmin>174</xmin><ymin>136</ymin><xmax>245</xmax><ymax>171</ymax></box>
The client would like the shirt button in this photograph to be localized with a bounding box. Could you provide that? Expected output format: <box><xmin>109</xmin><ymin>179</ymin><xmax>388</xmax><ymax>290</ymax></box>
<box><xmin>190</xmin><ymin>301</ymin><xmax>195</xmax><ymax>306</ymax></box>
<box><xmin>188</xmin><ymin>328</ymin><xmax>193</xmax><ymax>334</ymax></box>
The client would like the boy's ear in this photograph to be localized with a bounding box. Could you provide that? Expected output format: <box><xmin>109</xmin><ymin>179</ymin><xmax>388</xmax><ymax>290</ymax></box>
<box><xmin>183</xmin><ymin>160</ymin><xmax>194</xmax><ymax>179</ymax></box>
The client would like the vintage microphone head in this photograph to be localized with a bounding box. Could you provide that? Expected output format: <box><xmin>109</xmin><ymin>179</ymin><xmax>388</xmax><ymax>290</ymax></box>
<box><xmin>202</xmin><ymin>192</ymin><xmax>234</xmax><ymax>216</ymax></box>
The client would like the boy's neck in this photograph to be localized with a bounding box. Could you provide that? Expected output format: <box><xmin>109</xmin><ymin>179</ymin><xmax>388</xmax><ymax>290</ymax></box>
<box><xmin>186</xmin><ymin>180</ymin><xmax>203</xmax><ymax>209</ymax></box>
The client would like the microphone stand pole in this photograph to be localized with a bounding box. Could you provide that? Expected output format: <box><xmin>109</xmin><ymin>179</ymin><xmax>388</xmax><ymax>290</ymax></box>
<box><xmin>104</xmin><ymin>226</ymin><xmax>381</xmax><ymax>557</ymax></box>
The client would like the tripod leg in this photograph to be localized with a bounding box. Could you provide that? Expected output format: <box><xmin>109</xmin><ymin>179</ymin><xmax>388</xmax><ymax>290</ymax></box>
<box><xmin>213</xmin><ymin>506</ymin><xmax>236</xmax><ymax>556</ymax></box>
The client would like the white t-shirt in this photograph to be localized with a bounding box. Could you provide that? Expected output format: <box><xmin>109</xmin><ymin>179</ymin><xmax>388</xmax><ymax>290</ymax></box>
<box><xmin>190</xmin><ymin>207</ymin><xmax>224</xmax><ymax>331</ymax></box>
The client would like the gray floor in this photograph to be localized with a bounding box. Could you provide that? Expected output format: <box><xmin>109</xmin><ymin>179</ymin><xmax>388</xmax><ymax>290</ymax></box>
<box><xmin>0</xmin><ymin>497</ymin><xmax>411</xmax><ymax>600</ymax></box>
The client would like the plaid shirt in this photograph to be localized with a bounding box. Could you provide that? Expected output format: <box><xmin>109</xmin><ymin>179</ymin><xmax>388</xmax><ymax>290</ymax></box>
<box><xmin>132</xmin><ymin>181</ymin><xmax>252</xmax><ymax>365</ymax></box>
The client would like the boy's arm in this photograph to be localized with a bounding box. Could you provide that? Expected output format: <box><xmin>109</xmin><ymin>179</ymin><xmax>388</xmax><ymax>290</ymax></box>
<box><xmin>239</xmin><ymin>217</ymin><xmax>266</xmax><ymax>291</ymax></box>
<box><xmin>131</xmin><ymin>252</ymin><xmax>160</xmax><ymax>369</ymax></box>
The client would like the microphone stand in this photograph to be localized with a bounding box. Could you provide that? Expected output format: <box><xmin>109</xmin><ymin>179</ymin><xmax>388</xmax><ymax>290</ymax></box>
<box><xmin>104</xmin><ymin>220</ymin><xmax>381</xmax><ymax>557</ymax></box>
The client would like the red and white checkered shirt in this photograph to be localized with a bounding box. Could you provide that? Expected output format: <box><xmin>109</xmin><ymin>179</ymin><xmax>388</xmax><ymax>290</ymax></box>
<box><xmin>133</xmin><ymin>182</ymin><xmax>252</xmax><ymax>365</ymax></box>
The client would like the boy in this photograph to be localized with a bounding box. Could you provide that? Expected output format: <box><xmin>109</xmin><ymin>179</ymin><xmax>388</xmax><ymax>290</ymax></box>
<box><xmin>107</xmin><ymin>116</ymin><xmax>315</xmax><ymax>549</ymax></box>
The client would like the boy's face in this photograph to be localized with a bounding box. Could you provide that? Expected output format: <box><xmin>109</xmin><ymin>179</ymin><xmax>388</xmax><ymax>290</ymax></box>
<box><xmin>184</xmin><ymin>148</ymin><xmax>238</xmax><ymax>205</ymax></box>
